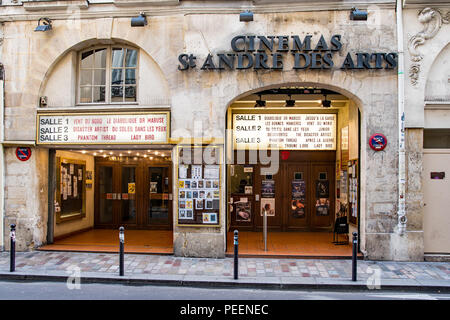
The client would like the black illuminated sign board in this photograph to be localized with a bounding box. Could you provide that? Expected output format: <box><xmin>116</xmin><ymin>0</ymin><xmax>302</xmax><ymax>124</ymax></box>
<box><xmin>178</xmin><ymin>34</ymin><xmax>397</xmax><ymax>71</ymax></box>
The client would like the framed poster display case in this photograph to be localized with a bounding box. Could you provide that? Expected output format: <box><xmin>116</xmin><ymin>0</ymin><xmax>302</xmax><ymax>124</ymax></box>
<box><xmin>56</xmin><ymin>157</ymin><xmax>87</xmax><ymax>223</ymax></box>
<box><xmin>348</xmin><ymin>159</ymin><xmax>358</xmax><ymax>226</ymax></box>
<box><xmin>176</xmin><ymin>145</ymin><xmax>222</xmax><ymax>227</ymax></box>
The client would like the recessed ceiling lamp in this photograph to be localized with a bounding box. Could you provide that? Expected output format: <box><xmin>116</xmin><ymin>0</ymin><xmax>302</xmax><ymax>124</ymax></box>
<box><xmin>254</xmin><ymin>95</ymin><xmax>266</xmax><ymax>108</ymax></box>
<box><xmin>285</xmin><ymin>94</ymin><xmax>295</xmax><ymax>107</ymax></box>
<box><xmin>322</xmin><ymin>95</ymin><xmax>332</xmax><ymax>108</ymax></box>
<box><xmin>81</xmin><ymin>150</ymin><xmax>86</xmax><ymax>154</ymax></box>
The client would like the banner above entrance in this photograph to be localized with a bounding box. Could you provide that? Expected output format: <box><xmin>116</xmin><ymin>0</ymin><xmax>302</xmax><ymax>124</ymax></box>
<box><xmin>233</xmin><ymin>113</ymin><xmax>336</xmax><ymax>150</ymax></box>
<box><xmin>36</xmin><ymin>112</ymin><xmax>169</xmax><ymax>145</ymax></box>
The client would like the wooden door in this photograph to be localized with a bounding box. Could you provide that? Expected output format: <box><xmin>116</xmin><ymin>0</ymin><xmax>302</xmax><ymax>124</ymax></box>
<box><xmin>423</xmin><ymin>151</ymin><xmax>450</xmax><ymax>253</ymax></box>
<box><xmin>310</xmin><ymin>163</ymin><xmax>335</xmax><ymax>230</ymax></box>
<box><xmin>255</xmin><ymin>164</ymin><xmax>282</xmax><ymax>230</ymax></box>
<box><xmin>285</xmin><ymin>162</ymin><xmax>310</xmax><ymax>230</ymax></box>
<box><xmin>144</xmin><ymin>165</ymin><xmax>173</xmax><ymax>229</ymax></box>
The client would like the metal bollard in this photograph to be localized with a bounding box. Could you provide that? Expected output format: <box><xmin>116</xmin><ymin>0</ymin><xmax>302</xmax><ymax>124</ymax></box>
<box><xmin>119</xmin><ymin>226</ymin><xmax>124</xmax><ymax>276</ymax></box>
<box><xmin>234</xmin><ymin>230</ymin><xmax>239</xmax><ymax>280</ymax></box>
<box><xmin>352</xmin><ymin>232</ymin><xmax>358</xmax><ymax>281</ymax></box>
<box><xmin>10</xmin><ymin>224</ymin><xmax>16</xmax><ymax>272</ymax></box>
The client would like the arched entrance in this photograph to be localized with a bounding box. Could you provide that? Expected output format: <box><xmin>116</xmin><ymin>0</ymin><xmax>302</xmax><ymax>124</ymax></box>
<box><xmin>225</xmin><ymin>85</ymin><xmax>362</xmax><ymax>258</ymax></box>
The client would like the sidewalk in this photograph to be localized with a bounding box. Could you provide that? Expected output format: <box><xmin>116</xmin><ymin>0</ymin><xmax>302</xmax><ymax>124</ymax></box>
<box><xmin>0</xmin><ymin>251</ymin><xmax>449</xmax><ymax>292</ymax></box>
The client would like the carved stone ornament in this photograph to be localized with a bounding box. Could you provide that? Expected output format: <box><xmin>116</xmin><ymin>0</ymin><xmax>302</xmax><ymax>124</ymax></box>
<box><xmin>408</xmin><ymin>8</ymin><xmax>449</xmax><ymax>85</ymax></box>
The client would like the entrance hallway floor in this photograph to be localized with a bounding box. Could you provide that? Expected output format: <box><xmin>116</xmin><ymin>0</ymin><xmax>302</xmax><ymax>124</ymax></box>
<box><xmin>226</xmin><ymin>231</ymin><xmax>360</xmax><ymax>259</ymax></box>
<box><xmin>40</xmin><ymin>229</ymin><xmax>358</xmax><ymax>258</ymax></box>
<box><xmin>39</xmin><ymin>229</ymin><xmax>173</xmax><ymax>254</ymax></box>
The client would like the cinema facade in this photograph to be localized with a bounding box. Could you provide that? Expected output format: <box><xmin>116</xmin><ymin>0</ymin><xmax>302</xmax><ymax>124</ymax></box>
<box><xmin>0</xmin><ymin>0</ymin><xmax>448</xmax><ymax>261</ymax></box>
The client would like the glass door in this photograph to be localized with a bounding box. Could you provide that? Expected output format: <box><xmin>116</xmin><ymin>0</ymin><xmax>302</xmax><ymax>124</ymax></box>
<box><xmin>146</xmin><ymin>166</ymin><xmax>172</xmax><ymax>228</ymax></box>
<box><xmin>97</xmin><ymin>165</ymin><xmax>115</xmax><ymax>225</ymax></box>
<box><xmin>119</xmin><ymin>165</ymin><xmax>138</xmax><ymax>226</ymax></box>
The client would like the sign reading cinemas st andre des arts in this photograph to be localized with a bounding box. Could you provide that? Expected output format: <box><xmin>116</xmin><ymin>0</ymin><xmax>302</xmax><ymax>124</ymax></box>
<box><xmin>178</xmin><ymin>34</ymin><xmax>398</xmax><ymax>71</ymax></box>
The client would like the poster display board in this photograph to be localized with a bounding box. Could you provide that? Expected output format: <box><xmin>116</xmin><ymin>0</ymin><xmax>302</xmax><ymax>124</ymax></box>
<box><xmin>233</xmin><ymin>113</ymin><xmax>336</xmax><ymax>150</ymax></box>
<box><xmin>291</xmin><ymin>180</ymin><xmax>306</xmax><ymax>218</ymax></box>
<box><xmin>341</xmin><ymin>126</ymin><xmax>349</xmax><ymax>169</ymax></box>
<box><xmin>315</xmin><ymin>179</ymin><xmax>330</xmax><ymax>216</ymax></box>
<box><xmin>176</xmin><ymin>146</ymin><xmax>221</xmax><ymax>227</ymax></box>
<box><xmin>348</xmin><ymin>160</ymin><xmax>358</xmax><ymax>225</ymax></box>
<box><xmin>37</xmin><ymin>112</ymin><xmax>169</xmax><ymax>145</ymax></box>
<box><xmin>56</xmin><ymin>157</ymin><xmax>86</xmax><ymax>223</ymax></box>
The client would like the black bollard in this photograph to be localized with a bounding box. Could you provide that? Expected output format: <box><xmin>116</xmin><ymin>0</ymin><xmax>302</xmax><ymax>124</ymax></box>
<box><xmin>10</xmin><ymin>224</ymin><xmax>16</xmax><ymax>272</ymax></box>
<box><xmin>234</xmin><ymin>230</ymin><xmax>239</xmax><ymax>280</ymax></box>
<box><xmin>119</xmin><ymin>226</ymin><xmax>124</xmax><ymax>276</ymax></box>
<box><xmin>352</xmin><ymin>232</ymin><xmax>358</xmax><ymax>281</ymax></box>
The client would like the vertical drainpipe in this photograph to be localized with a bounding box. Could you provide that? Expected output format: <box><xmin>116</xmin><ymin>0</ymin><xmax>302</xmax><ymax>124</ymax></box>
<box><xmin>397</xmin><ymin>0</ymin><xmax>407</xmax><ymax>235</ymax></box>
<box><xmin>0</xmin><ymin>63</ymin><xmax>4</xmax><ymax>250</ymax></box>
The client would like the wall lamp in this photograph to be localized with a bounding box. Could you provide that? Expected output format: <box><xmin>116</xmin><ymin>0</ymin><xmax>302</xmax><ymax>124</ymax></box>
<box><xmin>322</xmin><ymin>95</ymin><xmax>331</xmax><ymax>108</ymax></box>
<box><xmin>285</xmin><ymin>95</ymin><xmax>295</xmax><ymax>107</ymax></box>
<box><xmin>254</xmin><ymin>95</ymin><xmax>266</xmax><ymax>108</ymax></box>
<box><xmin>131</xmin><ymin>12</ymin><xmax>147</xmax><ymax>27</ymax></box>
<box><xmin>240</xmin><ymin>10</ymin><xmax>254</xmax><ymax>22</ymax></box>
<box><xmin>34</xmin><ymin>18</ymin><xmax>52</xmax><ymax>32</ymax></box>
<box><xmin>350</xmin><ymin>7</ymin><xmax>368</xmax><ymax>21</ymax></box>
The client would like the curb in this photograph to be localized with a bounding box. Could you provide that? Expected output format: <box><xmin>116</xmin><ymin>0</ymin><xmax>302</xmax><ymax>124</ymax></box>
<box><xmin>1</xmin><ymin>272</ymin><xmax>449</xmax><ymax>293</ymax></box>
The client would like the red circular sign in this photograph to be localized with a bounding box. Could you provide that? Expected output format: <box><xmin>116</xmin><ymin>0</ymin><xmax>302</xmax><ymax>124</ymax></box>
<box><xmin>16</xmin><ymin>147</ymin><xmax>32</xmax><ymax>161</ymax></box>
<box><xmin>369</xmin><ymin>133</ymin><xmax>387</xmax><ymax>151</ymax></box>
<box><xmin>281</xmin><ymin>151</ymin><xmax>290</xmax><ymax>160</ymax></box>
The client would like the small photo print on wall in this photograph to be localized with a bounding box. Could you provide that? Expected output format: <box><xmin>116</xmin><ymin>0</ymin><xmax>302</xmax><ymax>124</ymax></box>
<box><xmin>185</xmin><ymin>210</ymin><xmax>193</xmax><ymax>219</ymax></box>
<box><xmin>196</xmin><ymin>199</ymin><xmax>204</xmax><ymax>210</ymax></box>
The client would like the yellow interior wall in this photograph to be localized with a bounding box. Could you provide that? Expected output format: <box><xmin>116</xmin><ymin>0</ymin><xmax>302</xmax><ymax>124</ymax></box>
<box><xmin>54</xmin><ymin>150</ymin><xmax>95</xmax><ymax>238</ymax></box>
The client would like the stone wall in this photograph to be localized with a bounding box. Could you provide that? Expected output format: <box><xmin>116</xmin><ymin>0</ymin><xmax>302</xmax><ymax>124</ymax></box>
<box><xmin>3</xmin><ymin>147</ymin><xmax>48</xmax><ymax>251</ymax></box>
<box><xmin>0</xmin><ymin>5</ymin><xmax>407</xmax><ymax>259</ymax></box>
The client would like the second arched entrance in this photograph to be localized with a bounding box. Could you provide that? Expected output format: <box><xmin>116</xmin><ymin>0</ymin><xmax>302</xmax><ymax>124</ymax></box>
<box><xmin>225</xmin><ymin>85</ymin><xmax>361</xmax><ymax>258</ymax></box>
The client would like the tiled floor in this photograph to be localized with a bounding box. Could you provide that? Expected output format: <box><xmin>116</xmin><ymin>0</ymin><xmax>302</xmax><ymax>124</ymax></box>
<box><xmin>39</xmin><ymin>229</ymin><xmax>174</xmax><ymax>254</ymax></box>
<box><xmin>39</xmin><ymin>229</ymin><xmax>357</xmax><ymax>258</ymax></box>
<box><xmin>226</xmin><ymin>231</ymin><xmax>356</xmax><ymax>258</ymax></box>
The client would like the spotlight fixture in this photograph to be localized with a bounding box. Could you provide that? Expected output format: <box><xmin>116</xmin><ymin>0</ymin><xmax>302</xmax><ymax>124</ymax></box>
<box><xmin>131</xmin><ymin>12</ymin><xmax>147</xmax><ymax>27</ymax></box>
<box><xmin>285</xmin><ymin>95</ymin><xmax>295</xmax><ymax>107</ymax></box>
<box><xmin>34</xmin><ymin>18</ymin><xmax>52</xmax><ymax>32</ymax></box>
<box><xmin>350</xmin><ymin>7</ymin><xmax>368</xmax><ymax>21</ymax></box>
<box><xmin>254</xmin><ymin>95</ymin><xmax>266</xmax><ymax>108</ymax></box>
<box><xmin>322</xmin><ymin>95</ymin><xmax>332</xmax><ymax>108</ymax></box>
<box><xmin>240</xmin><ymin>10</ymin><xmax>254</xmax><ymax>22</ymax></box>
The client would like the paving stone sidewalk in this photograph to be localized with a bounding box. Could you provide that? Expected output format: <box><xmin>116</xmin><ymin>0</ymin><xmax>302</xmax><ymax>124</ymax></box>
<box><xmin>0</xmin><ymin>251</ymin><xmax>449</xmax><ymax>289</ymax></box>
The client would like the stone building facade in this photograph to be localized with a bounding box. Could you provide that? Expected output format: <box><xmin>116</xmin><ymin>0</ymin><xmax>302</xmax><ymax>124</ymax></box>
<box><xmin>0</xmin><ymin>0</ymin><xmax>447</xmax><ymax>261</ymax></box>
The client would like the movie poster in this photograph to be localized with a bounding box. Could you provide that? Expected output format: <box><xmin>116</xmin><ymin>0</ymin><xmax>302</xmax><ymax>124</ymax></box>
<box><xmin>235</xmin><ymin>201</ymin><xmax>251</xmax><ymax>222</ymax></box>
<box><xmin>316</xmin><ymin>180</ymin><xmax>329</xmax><ymax>198</ymax></box>
<box><xmin>261</xmin><ymin>180</ymin><xmax>275</xmax><ymax>198</ymax></box>
<box><xmin>260</xmin><ymin>198</ymin><xmax>275</xmax><ymax>216</ymax></box>
<box><xmin>292</xmin><ymin>180</ymin><xmax>306</xmax><ymax>200</ymax></box>
<box><xmin>315</xmin><ymin>198</ymin><xmax>330</xmax><ymax>216</ymax></box>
